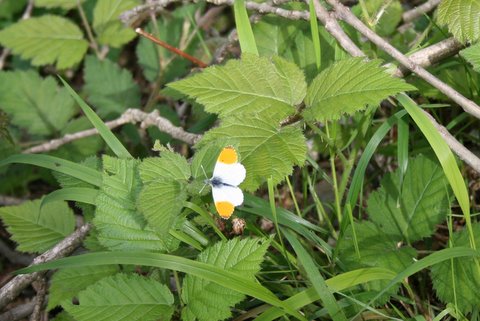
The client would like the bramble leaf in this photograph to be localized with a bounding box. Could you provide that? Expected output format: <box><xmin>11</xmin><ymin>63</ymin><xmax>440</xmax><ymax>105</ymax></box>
<box><xmin>93</xmin><ymin>0</ymin><xmax>139</xmax><ymax>48</ymax></box>
<box><xmin>0</xmin><ymin>199</ymin><xmax>75</xmax><ymax>253</ymax></box>
<box><xmin>84</xmin><ymin>56</ymin><xmax>141</xmax><ymax>117</ymax></box>
<box><xmin>139</xmin><ymin>152</ymin><xmax>190</xmax><ymax>183</ymax></box>
<box><xmin>94</xmin><ymin>156</ymin><xmax>168</xmax><ymax>251</ymax></box>
<box><xmin>303</xmin><ymin>58</ymin><xmax>416</xmax><ymax>121</ymax></box>
<box><xmin>168</xmin><ymin>54</ymin><xmax>306</xmax><ymax>119</ymax></box>
<box><xmin>431</xmin><ymin>223</ymin><xmax>480</xmax><ymax>314</ymax></box>
<box><xmin>337</xmin><ymin>221</ymin><xmax>416</xmax><ymax>304</ymax></box>
<box><xmin>48</xmin><ymin>265</ymin><xmax>120</xmax><ymax>310</ymax></box>
<box><xmin>64</xmin><ymin>273</ymin><xmax>174</xmax><ymax>321</ymax></box>
<box><xmin>0</xmin><ymin>70</ymin><xmax>76</xmax><ymax>136</ymax></box>
<box><xmin>460</xmin><ymin>43</ymin><xmax>480</xmax><ymax>72</ymax></box>
<box><xmin>437</xmin><ymin>0</ymin><xmax>480</xmax><ymax>43</ymax></box>
<box><xmin>367</xmin><ymin>155</ymin><xmax>450</xmax><ymax>243</ymax></box>
<box><xmin>182</xmin><ymin>238</ymin><xmax>270</xmax><ymax>321</ymax></box>
<box><xmin>199</xmin><ymin>115</ymin><xmax>306</xmax><ymax>191</ymax></box>
<box><xmin>0</xmin><ymin>15</ymin><xmax>88</xmax><ymax>69</ymax></box>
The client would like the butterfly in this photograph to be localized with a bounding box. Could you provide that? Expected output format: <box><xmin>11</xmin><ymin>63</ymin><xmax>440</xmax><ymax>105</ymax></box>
<box><xmin>207</xmin><ymin>146</ymin><xmax>246</xmax><ymax>219</ymax></box>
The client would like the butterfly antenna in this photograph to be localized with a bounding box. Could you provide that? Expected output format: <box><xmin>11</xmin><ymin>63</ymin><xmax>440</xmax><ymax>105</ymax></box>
<box><xmin>200</xmin><ymin>164</ymin><xmax>208</xmax><ymax>179</ymax></box>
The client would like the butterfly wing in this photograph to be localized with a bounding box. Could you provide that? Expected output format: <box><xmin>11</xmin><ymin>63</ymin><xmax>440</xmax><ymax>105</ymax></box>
<box><xmin>212</xmin><ymin>146</ymin><xmax>246</xmax><ymax>186</ymax></box>
<box><xmin>212</xmin><ymin>185</ymin><xmax>244</xmax><ymax>219</ymax></box>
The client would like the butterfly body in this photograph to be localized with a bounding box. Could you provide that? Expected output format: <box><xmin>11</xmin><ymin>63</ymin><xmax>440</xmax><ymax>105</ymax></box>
<box><xmin>208</xmin><ymin>146</ymin><xmax>246</xmax><ymax>219</ymax></box>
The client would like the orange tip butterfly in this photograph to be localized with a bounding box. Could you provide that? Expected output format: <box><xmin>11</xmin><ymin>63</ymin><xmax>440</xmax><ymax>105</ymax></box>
<box><xmin>207</xmin><ymin>146</ymin><xmax>246</xmax><ymax>219</ymax></box>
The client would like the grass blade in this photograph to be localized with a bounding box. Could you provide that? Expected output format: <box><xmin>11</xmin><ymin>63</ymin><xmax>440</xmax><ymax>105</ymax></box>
<box><xmin>17</xmin><ymin>251</ymin><xmax>306</xmax><ymax>321</ymax></box>
<box><xmin>234</xmin><ymin>0</ymin><xmax>258</xmax><ymax>55</ymax></box>
<box><xmin>0</xmin><ymin>154</ymin><xmax>102</xmax><ymax>186</ymax></box>
<box><xmin>58</xmin><ymin>76</ymin><xmax>132</xmax><ymax>159</ymax></box>
<box><xmin>346</xmin><ymin>110</ymin><xmax>407</xmax><ymax>210</ymax></box>
<box><xmin>41</xmin><ymin>187</ymin><xmax>98</xmax><ymax>207</ymax></box>
<box><xmin>256</xmin><ymin>267</ymin><xmax>397</xmax><ymax>321</ymax></box>
<box><xmin>308</xmin><ymin>0</ymin><xmax>321</xmax><ymax>70</ymax></box>
<box><xmin>284</xmin><ymin>229</ymin><xmax>347</xmax><ymax>321</ymax></box>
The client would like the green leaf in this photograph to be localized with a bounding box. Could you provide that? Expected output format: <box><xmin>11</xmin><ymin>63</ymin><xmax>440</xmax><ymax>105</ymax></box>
<box><xmin>0</xmin><ymin>199</ymin><xmax>75</xmax><ymax>253</ymax></box>
<box><xmin>93</xmin><ymin>0</ymin><xmax>139</xmax><ymax>48</ymax></box>
<box><xmin>48</xmin><ymin>265</ymin><xmax>120</xmax><ymax>310</ymax></box>
<box><xmin>337</xmin><ymin>221</ymin><xmax>416</xmax><ymax>304</ymax></box>
<box><xmin>59</xmin><ymin>77</ymin><xmax>132</xmax><ymax>159</ymax></box>
<box><xmin>35</xmin><ymin>0</ymin><xmax>81</xmax><ymax>9</ymax></box>
<box><xmin>138</xmin><ymin>179</ymin><xmax>186</xmax><ymax>238</ymax></box>
<box><xmin>64</xmin><ymin>273</ymin><xmax>174</xmax><ymax>321</ymax></box>
<box><xmin>460</xmin><ymin>43</ymin><xmax>480</xmax><ymax>72</ymax></box>
<box><xmin>182</xmin><ymin>238</ymin><xmax>270</xmax><ymax>321</ymax></box>
<box><xmin>367</xmin><ymin>154</ymin><xmax>450</xmax><ymax>243</ymax></box>
<box><xmin>199</xmin><ymin>115</ymin><xmax>306</xmax><ymax>191</ymax></box>
<box><xmin>431</xmin><ymin>223</ymin><xmax>480</xmax><ymax>314</ymax></box>
<box><xmin>139</xmin><ymin>152</ymin><xmax>191</xmax><ymax>183</ymax></box>
<box><xmin>234</xmin><ymin>0</ymin><xmax>258</xmax><ymax>55</ymax></box>
<box><xmin>0</xmin><ymin>15</ymin><xmax>88</xmax><ymax>69</ymax></box>
<box><xmin>168</xmin><ymin>54</ymin><xmax>306</xmax><ymax>119</ymax></box>
<box><xmin>303</xmin><ymin>58</ymin><xmax>416</xmax><ymax>121</ymax></box>
<box><xmin>0</xmin><ymin>70</ymin><xmax>76</xmax><ymax>136</ymax></box>
<box><xmin>94</xmin><ymin>156</ymin><xmax>169</xmax><ymax>251</ymax></box>
<box><xmin>437</xmin><ymin>0</ymin><xmax>480</xmax><ymax>43</ymax></box>
<box><xmin>84</xmin><ymin>55</ymin><xmax>141</xmax><ymax>117</ymax></box>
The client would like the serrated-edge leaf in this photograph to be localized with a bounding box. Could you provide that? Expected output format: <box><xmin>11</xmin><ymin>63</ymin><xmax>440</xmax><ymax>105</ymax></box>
<box><xmin>437</xmin><ymin>0</ymin><xmax>480</xmax><ymax>43</ymax></box>
<box><xmin>460</xmin><ymin>43</ymin><xmax>480</xmax><ymax>72</ymax></box>
<box><xmin>94</xmin><ymin>156</ymin><xmax>168</xmax><ymax>251</ymax></box>
<box><xmin>367</xmin><ymin>154</ymin><xmax>450</xmax><ymax>242</ymax></box>
<box><xmin>182</xmin><ymin>238</ymin><xmax>270</xmax><ymax>321</ymax></box>
<box><xmin>63</xmin><ymin>273</ymin><xmax>174</xmax><ymax>321</ymax></box>
<box><xmin>0</xmin><ymin>199</ymin><xmax>75</xmax><ymax>253</ymax></box>
<box><xmin>0</xmin><ymin>15</ymin><xmax>88</xmax><ymax>69</ymax></box>
<box><xmin>48</xmin><ymin>265</ymin><xmax>120</xmax><ymax>310</ymax></box>
<box><xmin>139</xmin><ymin>152</ymin><xmax>190</xmax><ymax>183</ymax></box>
<box><xmin>304</xmin><ymin>58</ymin><xmax>416</xmax><ymax>121</ymax></box>
<box><xmin>168</xmin><ymin>54</ymin><xmax>306</xmax><ymax>119</ymax></box>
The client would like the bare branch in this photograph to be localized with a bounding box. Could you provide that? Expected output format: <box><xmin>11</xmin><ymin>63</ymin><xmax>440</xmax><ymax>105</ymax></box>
<box><xmin>392</xmin><ymin>37</ymin><xmax>464</xmax><ymax>77</ymax></box>
<box><xmin>0</xmin><ymin>223</ymin><xmax>92</xmax><ymax>310</ymax></box>
<box><xmin>0</xmin><ymin>239</ymin><xmax>33</xmax><ymax>266</ymax></box>
<box><xmin>402</xmin><ymin>0</ymin><xmax>442</xmax><ymax>23</ymax></box>
<box><xmin>29</xmin><ymin>278</ymin><xmax>47</xmax><ymax>321</ymax></box>
<box><xmin>327</xmin><ymin>0</ymin><xmax>480</xmax><ymax>120</ymax></box>
<box><xmin>23</xmin><ymin>109</ymin><xmax>202</xmax><ymax>154</ymax></box>
<box><xmin>0</xmin><ymin>196</ymin><xmax>24</xmax><ymax>206</ymax></box>
<box><xmin>0</xmin><ymin>300</ymin><xmax>39</xmax><ymax>321</ymax></box>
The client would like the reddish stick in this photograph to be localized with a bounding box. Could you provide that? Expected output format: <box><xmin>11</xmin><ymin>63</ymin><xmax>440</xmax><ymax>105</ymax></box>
<box><xmin>135</xmin><ymin>28</ymin><xmax>208</xmax><ymax>68</ymax></box>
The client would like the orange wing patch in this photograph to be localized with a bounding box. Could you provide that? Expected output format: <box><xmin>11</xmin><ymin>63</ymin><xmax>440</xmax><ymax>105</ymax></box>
<box><xmin>215</xmin><ymin>201</ymin><xmax>235</xmax><ymax>219</ymax></box>
<box><xmin>217</xmin><ymin>146</ymin><xmax>238</xmax><ymax>164</ymax></box>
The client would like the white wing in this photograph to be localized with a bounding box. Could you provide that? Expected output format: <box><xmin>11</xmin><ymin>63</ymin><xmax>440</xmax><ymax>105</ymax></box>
<box><xmin>212</xmin><ymin>185</ymin><xmax>244</xmax><ymax>206</ymax></box>
<box><xmin>212</xmin><ymin>162</ymin><xmax>246</xmax><ymax>186</ymax></box>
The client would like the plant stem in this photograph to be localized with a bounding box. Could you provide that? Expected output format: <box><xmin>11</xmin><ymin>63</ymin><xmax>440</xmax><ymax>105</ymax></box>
<box><xmin>77</xmin><ymin>0</ymin><xmax>100</xmax><ymax>58</ymax></box>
